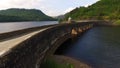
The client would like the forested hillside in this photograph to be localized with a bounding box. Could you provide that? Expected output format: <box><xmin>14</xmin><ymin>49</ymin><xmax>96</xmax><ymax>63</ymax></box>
<box><xmin>0</xmin><ymin>8</ymin><xmax>56</xmax><ymax>22</ymax></box>
<box><xmin>64</xmin><ymin>0</ymin><xmax>120</xmax><ymax>21</ymax></box>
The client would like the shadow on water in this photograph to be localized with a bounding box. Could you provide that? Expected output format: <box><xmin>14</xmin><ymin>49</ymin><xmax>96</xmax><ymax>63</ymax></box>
<box><xmin>54</xmin><ymin>32</ymin><xmax>85</xmax><ymax>55</ymax></box>
<box><xmin>54</xmin><ymin>30</ymin><xmax>91</xmax><ymax>66</ymax></box>
<box><xmin>55</xmin><ymin>38</ymin><xmax>75</xmax><ymax>55</ymax></box>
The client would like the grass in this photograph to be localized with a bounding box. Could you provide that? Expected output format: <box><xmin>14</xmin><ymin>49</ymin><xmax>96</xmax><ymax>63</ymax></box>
<box><xmin>41</xmin><ymin>58</ymin><xmax>74</xmax><ymax>68</ymax></box>
<box><xmin>114</xmin><ymin>20</ymin><xmax>120</xmax><ymax>25</ymax></box>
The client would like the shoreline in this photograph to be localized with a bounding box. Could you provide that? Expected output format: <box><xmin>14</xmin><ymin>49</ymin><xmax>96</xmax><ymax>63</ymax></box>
<box><xmin>51</xmin><ymin>55</ymin><xmax>92</xmax><ymax>68</ymax></box>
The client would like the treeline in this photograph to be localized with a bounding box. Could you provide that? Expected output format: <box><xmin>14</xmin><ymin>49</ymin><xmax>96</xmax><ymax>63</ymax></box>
<box><xmin>64</xmin><ymin>0</ymin><xmax>120</xmax><ymax>21</ymax></box>
<box><xmin>0</xmin><ymin>8</ymin><xmax>56</xmax><ymax>22</ymax></box>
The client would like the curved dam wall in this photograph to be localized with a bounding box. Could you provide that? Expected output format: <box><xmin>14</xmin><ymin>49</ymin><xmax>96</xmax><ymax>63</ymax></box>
<box><xmin>0</xmin><ymin>24</ymin><xmax>56</xmax><ymax>42</ymax></box>
<box><xmin>0</xmin><ymin>21</ymin><xmax>109</xmax><ymax>68</ymax></box>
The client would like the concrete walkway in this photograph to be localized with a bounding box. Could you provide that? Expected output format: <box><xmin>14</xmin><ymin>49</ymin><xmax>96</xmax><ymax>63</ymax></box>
<box><xmin>0</xmin><ymin>28</ymin><xmax>48</xmax><ymax>56</ymax></box>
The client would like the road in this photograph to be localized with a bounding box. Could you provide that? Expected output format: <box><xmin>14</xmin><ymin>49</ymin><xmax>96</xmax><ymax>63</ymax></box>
<box><xmin>0</xmin><ymin>26</ymin><xmax>52</xmax><ymax>57</ymax></box>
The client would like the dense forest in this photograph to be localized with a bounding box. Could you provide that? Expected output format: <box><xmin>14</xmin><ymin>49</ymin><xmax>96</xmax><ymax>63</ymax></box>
<box><xmin>0</xmin><ymin>8</ymin><xmax>56</xmax><ymax>22</ymax></box>
<box><xmin>64</xmin><ymin>0</ymin><xmax>120</xmax><ymax>23</ymax></box>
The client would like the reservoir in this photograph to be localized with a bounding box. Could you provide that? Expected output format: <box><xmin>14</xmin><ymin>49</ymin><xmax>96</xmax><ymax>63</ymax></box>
<box><xmin>56</xmin><ymin>26</ymin><xmax>120</xmax><ymax>68</ymax></box>
<box><xmin>0</xmin><ymin>21</ymin><xmax>58</xmax><ymax>33</ymax></box>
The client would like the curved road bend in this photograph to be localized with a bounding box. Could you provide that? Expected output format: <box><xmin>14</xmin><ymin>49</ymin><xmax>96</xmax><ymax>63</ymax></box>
<box><xmin>0</xmin><ymin>24</ymin><xmax>57</xmax><ymax>42</ymax></box>
<box><xmin>0</xmin><ymin>25</ymin><xmax>55</xmax><ymax>57</ymax></box>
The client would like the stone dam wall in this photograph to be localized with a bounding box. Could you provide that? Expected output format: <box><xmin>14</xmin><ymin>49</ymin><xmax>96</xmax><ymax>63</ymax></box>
<box><xmin>0</xmin><ymin>21</ymin><xmax>110</xmax><ymax>68</ymax></box>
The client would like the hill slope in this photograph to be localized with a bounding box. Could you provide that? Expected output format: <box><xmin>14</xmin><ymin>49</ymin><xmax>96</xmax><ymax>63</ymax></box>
<box><xmin>64</xmin><ymin>0</ymin><xmax>120</xmax><ymax>21</ymax></box>
<box><xmin>0</xmin><ymin>8</ymin><xmax>56</xmax><ymax>22</ymax></box>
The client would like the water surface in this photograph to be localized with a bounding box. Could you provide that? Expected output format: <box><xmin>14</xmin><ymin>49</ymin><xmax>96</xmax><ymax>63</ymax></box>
<box><xmin>56</xmin><ymin>27</ymin><xmax>120</xmax><ymax>68</ymax></box>
<box><xmin>0</xmin><ymin>21</ymin><xmax>58</xmax><ymax>33</ymax></box>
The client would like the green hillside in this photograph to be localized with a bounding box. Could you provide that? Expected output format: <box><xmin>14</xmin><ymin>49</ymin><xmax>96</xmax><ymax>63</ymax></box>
<box><xmin>0</xmin><ymin>8</ymin><xmax>56</xmax><ymax>22</ymax></box>
<box><xmin>64</xmin><ymin>0</ymin><xmax>120</xmax><ymax>23</ymax></box>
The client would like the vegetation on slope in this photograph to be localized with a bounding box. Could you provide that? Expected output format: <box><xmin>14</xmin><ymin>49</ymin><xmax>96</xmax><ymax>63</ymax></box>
<box><xmin>41</xmin><ymin>58</ymin><xmax>74</xmax><ymax>68</ymax></box>
<box><xmin>114</xmin><ymin>20</ymin><xmax>120</xmax><ymax>25</ymax></box>
<box><xmin>0</xmin><ymin>8</ymin><xmax>56</xmax><ymax>22</ymax></box>
<box><xmin>64</xmin><ymin>0</ymin><xmax>120</xmax><ymax>22</ymax></box>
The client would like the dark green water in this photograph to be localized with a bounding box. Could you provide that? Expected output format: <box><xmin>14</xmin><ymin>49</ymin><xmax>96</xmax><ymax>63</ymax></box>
<box><xmin>56</xmin><ymin>26</ymin><xmax>120</xmax><ymax>68</ymax></box>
